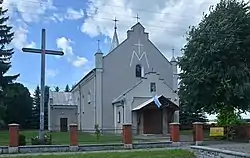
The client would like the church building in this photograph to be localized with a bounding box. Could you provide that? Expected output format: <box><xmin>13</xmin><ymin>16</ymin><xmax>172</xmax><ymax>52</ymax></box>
<box><xmin>48</xmin><ymin>21</ymin><xmax>179</xmax><ymax>134</ymax></box>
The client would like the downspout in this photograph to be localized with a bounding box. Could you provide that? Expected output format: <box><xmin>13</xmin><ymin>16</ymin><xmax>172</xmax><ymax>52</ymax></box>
<box><xmin>79</xmin><ymin>85</ymin><xmax>82</xmax><ymax>130</ymax></box>
<box><xmin>94</xmin><ymin>75</ymin><xmax>97</xmax><ymax>126</ymax></box>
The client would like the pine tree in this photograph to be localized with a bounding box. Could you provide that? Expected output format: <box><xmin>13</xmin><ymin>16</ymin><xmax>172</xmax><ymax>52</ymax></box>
<box><xmin>54</xmin><ymin>86</ymin><xmax>60</xmax><ymax>92</ymax></box>
<box><xmin>65</xmin><ymin>84</ymin><xmax>70</xmax><ymax>92</ymax></box>
<box><xmin>0</xmin><ymin>2</ymin><xmax>19</xmax><ymax>126</ymax></box>
<box><xmin>32</xmin><ymin>86</ymin><xmax>40</xmax><ymax>129</ymax></box>
<box><xmin>0</xmin><ymin>3</ymin><xmax>19</xmax><ymax>90</ymax></box>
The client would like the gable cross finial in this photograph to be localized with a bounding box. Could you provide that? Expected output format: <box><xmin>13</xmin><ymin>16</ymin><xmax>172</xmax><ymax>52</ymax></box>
<box><xmin>172</xmin><ymin>48</ymin><xmax>175</xmax><ymax>57</ymax></box>
<box><xmin>97</xmin><ymin>40</ymin><xmax>100</xmax><ymax>50</ymax></box>
<box><xmin>134</xmin><ymin>13</ymin><xmax>140</xmax><ymax>22</ymax></box>
<box><xmin>113</xmin><ymin>17</ymin><xmax>118</xmax><ymax>30</ymax></box>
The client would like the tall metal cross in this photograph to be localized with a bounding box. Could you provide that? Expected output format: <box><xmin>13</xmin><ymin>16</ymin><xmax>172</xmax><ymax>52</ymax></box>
<box><xmin>22</xmin><ymin>29</ymin><xmax>64</xmax><ymax>140</ymax></box>
<box><xmin>113</xmin><ymin>17</ymin><xmax>118</xmax><ymax>29</ymax></box>
<box><xmin>134</xmin><ymin>14</ymin><xmax>140</xmax><ymax>22</ymax></box>
<box><xmin>134</xmin><ymin>39</ymin><xmax>143</xmax><ymax>55</ymax></box>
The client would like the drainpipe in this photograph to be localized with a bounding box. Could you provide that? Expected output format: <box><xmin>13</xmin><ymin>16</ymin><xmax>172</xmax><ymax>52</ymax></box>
<box><xmin>79</xmin><ymin>85</ymin><xmax>82</xmax><ymax>131</ymax></box>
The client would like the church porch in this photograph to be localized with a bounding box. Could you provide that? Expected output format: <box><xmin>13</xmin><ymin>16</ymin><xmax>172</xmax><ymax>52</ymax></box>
<box><xmin>132</xmin><ymin>95</ymin><xmax>179</xmax><ymax>135</ymax></box>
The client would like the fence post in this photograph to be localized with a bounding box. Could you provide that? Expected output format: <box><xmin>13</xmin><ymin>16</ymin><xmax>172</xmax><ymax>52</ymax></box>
<box><xmin>69</xmin><ymin>124</ymin><xmax>78</xmax><ymax>151</ymax></box>
<box><xmin>193</xmin><ymin>122</ymin><xmax>203</xmax><ymax>145</ymax></box>
<box><xmin>170</xmin><ymin>123</ymin><xmax>180</xmax><ymax>145</ymax></box>
<box><xmin>122</xmin><ymin>124</ymin><xmax>133</xmax><ymax>149</ymax></box>
<box><xmin>8</xmin><ymin>123</ymin><xmax>19</xmax><ymax>153</ymax></box>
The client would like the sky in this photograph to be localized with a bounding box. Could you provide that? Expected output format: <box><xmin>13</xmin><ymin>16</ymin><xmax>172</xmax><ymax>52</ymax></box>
<box><xmin>2</xmin><ymin>0</ymin><xmax>250</xmax><ymax>119</ymax></box>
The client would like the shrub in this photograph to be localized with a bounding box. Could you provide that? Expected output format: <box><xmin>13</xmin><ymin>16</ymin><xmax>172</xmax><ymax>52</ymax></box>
<box><xmin>94</xmin><ymin>124</ymin><xmax>101</xmax><ymax>142</ymax></box>
<box><xmin>18</xmin><ymin>134</ymin><xmax>26</xmax><ymax>146</ymax></box>
<box><xmin>31</xmin><ymin>133</ymin><xmax>52</xmax><ymax>145</ymax></box>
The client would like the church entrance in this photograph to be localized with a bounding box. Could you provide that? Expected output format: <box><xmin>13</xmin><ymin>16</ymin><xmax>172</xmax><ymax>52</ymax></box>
<box><xmin>132</xmin><ymin>95</ymin><xmax>179</xmax><ymax>135</ymax></box>
<box><xmin>60</xmin><ymin>117</ymin><xmax>68</xmax><ymax>132</ymax></box>
<box><xmin>143</xmin><ymin>108</ymin><xmax>163</xmax><ymax>134</ymax></box>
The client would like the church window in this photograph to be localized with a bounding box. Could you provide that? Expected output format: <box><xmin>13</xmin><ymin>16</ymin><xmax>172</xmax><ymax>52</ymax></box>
<box><xmin>150</xmin><ymin>82</ymin><xmax>156</xmax><ymax>92</ymax></box>
<box><xmin>117</xmin><ymin>111</ymin><xmax>121</xmax><ymax>123</ymax></box>
<box><xmin>135</xmin><ymin>64</ymin><xmax>142</xmax><ymax>77</ymax></box>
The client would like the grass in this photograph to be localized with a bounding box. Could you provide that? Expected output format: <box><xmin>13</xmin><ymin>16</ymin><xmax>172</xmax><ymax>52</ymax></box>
<box><xmin>2</xmin><ymin>149</ymin><xmax>196</xmax><ymax>158</ymax></box>
<box><xmin>0</xmin><ymin>130</ymin><xmax>122</xmax><ymax>146</ymax></box>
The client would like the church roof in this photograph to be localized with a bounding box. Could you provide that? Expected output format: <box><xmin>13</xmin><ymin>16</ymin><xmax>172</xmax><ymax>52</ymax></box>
<box><xmin>49</xmin><ymin>91</ymin><xmax>77</xmax><ymax>106</ymax></box>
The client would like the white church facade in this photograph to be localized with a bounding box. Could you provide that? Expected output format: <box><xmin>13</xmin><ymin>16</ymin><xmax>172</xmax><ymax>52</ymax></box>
<box><xmin>48</xmin><ymin>22</ymin><xmax>179</xmax><ymax>134</ymax></box>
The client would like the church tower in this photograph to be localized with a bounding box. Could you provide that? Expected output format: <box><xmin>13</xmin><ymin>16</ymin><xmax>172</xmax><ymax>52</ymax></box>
<box><xmin>170</xmin><ymin>48</ymin><xmax>179</xmax><ymax>123</ymax></box>
<box><xmin>110</xmin><ymin>17</ymin><xmax>119</xmax><ymax>51</ymax></box>
<box><xmin>95</xmin><ymin>40</ymin><xmax>103</xmax><ymax>129</ymax></box>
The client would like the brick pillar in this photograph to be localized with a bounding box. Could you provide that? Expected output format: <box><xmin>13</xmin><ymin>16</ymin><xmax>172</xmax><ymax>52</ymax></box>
<box><xmin>8</xmin><ymin>123</ymin><xmax>19</xmax><ymax>153</ymax></box>
<box><xmin>246</xmin><ymin>124</ymin><xmax>250</xmax><ymax>143</ymax></box>
<box><xmin>170</xmin><ymin>123</ymin><xmax>180</xmax><ymax>145</ymax></box>
<box><xmin>69</xmin><ymin>124</ymin><xmax>78</xmax><ymax>151</ymax></box>
<box><xmin>122</xmin><ymin>124</ymin><xmax>133</xmax><ymax>149</ymax></box>
<box><xmin>193</xmin><ymin>122</ymin><xmax>203</xmax><ymax>145</ymax></box>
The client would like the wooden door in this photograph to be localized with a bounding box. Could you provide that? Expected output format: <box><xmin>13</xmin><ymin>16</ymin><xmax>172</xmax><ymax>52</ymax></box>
<box><xmin>143</xmin><ymin>109</ymin><xmax>163</xmax><ymax>134</ymax></box>
<box><xmin>60</xmin><ymin>118</ymin><xmax>68</xmax><ymax>132</ymax></box>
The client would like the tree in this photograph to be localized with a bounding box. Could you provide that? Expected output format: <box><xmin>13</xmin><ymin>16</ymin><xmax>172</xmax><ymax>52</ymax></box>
<box><xmin>178</xmin><ymin>0</ymin><xmax>250</xmax><ymax>125</ymax></box>
<box><xmin>32</xmin><ymin>85</ymin><xmax>50</xmax><ymax>130</ymax></box>
<box><xmin>54</xmin><ymin>86</ymin><xmax>60</xmax><ymax>92</ymax></box>
<box><xmin>0</xmin><ymin>1</ymin><xmax>19</xmax><ymax>125</ymax></box>
<box><xmin>179</xmin><ymin>103</ymin><xmax>208</xmax><ymax>126</ymax></box>
<box><xmin>3</xmin><ymin>83</ymin><xmax>33</xmax><ymax>128</ymax></box>
<box><xmin>65</xmin><ymin>84</ymin><xmax>70</xmax><ymax>92</ymax></box>
<box><xmin>0</xmin><ymin>2</ymin><xmax>19</xmax><ymax>90</ymax></box>
<box><xmin>31</xmin><ymin>86</ymin><xmax>40</xmax><ymax>129</ymax></box>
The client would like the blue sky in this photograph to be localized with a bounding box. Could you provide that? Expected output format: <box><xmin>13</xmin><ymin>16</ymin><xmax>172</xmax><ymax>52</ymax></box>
<box><xmin>4</xmin><ymin>0</ymin><xmax>220</xmax><ymax>94</ymax></box>
<box><xmin>5</xmin><ymin>0</ymin><xmax>113</xmax><ymax>92</ymax></box>
<box><xmin>3</xmin><ymin>0</ymin><xmax>250</xmax><ymax>119</ymax></box>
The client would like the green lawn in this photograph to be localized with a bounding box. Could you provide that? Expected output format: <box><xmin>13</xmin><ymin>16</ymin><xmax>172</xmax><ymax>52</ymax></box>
<box><xmin>0</xmin><ymin>130</ymin><xmax>122</xmax><ymax>146</ymax></box>
<box><xmin>2</xmin><ymin>149</ymin><xmax>196</xmax><ymax>158</ymax></box>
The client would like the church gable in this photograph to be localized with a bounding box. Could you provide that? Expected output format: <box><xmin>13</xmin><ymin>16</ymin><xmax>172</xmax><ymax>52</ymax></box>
<box><xmin>112</xmin><ymin>72</ymin><xmax>176</xmax><ymax>105</ymax></box>
<box><xmin>103</xmin><ymin>22</ymin><xmax>173</xmax><ymax>88</ymax></box>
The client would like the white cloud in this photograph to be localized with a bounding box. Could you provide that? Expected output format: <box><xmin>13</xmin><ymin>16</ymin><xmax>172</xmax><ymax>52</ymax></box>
<box><xmin>72</xmin><ymin>56</ymin><xmax>88</xmax><ymax>67</ymax></box>
<box><xmin>56</xmin><ymin>37</ymin><xmax>88</xmax><ymax>67</ymax></box>
<box><xmin>11</xmin><ymin>25</ymin><xmax>36</xmax><ymax>50</ymax></box>
<box><xmin>46</xmin><ymin>69</ymin><xmax>58</xmax><ymax>78</ymax></box>
<box><xmin>65</xmin><ymin>8</ymin><xmax>84</xmax><ymax>20</ymax></box>
<box><xmin>2</xmin><ymin>0</ymin><xmax>58</xmax><ymax>50</ymax></box>
<box><xmin>3</xmin><ymin>0</ymin><xmax>56</xmax><ymax>23</ymax></box>
<box><xmin>81</xmin><ymin>0</ymin><xmax>220</xmax><ymax>59</ymax></box>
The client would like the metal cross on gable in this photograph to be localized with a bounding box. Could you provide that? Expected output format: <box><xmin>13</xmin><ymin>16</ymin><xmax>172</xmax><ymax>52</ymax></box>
<box><xmin>134</xmin><ymin>13</ymin><xmax>140</xmax><ymax>22</ymax></box>
<box><xmin>22</xmin><ymin>28</ymin><xmax>64</xmax><ymax>140</ymax></box>
<box><xmin>113</xmin><ymin>17</ymin><xmax>118</xmax><ymax>29</ymax></box>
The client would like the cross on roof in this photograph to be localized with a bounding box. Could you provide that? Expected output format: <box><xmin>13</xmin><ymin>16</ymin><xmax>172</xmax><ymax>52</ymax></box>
<box><xmin>97</xmin><ymin>39</ymin><xmax>100</xmax><ymax>50</ymax></box>
<box><xmin>172</xmin><ymin>48</ymin><xmax>175</xmax><ymax>57</ymax></box>
<box><xmin>113</xmin><ymin>17</ymin><xmax>118</xmax><ymax>29</ymax></box>
<box><xmin>134</xmin><ymin>14</ymin><xmax>140</xmax><ymax>22</ymax></box>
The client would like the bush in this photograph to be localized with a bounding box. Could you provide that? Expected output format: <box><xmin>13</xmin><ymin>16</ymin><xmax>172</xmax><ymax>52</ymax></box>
<box><xmin>94</xmin><ymin>124</ymin><xmax>101</xmax><ymax>142</ymax></box>
<box><xmin>18</xmin><ymin>134</ymin><xmax>26</xmax><ymax>146</ymax></box>
<box><xmin>31</xmin><ymin>133</ymin><xmax>52</xmax><ymax>145</ymax></box>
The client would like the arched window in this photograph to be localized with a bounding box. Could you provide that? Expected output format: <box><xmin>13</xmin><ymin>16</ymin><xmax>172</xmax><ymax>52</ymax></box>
<box><xmin>117</xmin><ymin>111</ymin><xmax>121</xmax><ymax>123</ymax></box>
<box><xmin>135</xmin><ymin>64</ymin><xmax>142</xmax><ymax>77</ymax></box>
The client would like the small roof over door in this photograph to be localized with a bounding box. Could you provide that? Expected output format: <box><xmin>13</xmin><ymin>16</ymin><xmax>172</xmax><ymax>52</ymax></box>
<box><xmin>132</xmin><ymin>95</ymin><xmax>179</xmax><ymax>111</ymax></box>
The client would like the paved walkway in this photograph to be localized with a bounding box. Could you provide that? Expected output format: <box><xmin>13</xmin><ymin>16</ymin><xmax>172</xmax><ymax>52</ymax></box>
<box><xmin>207</xmin><ymin>143</ymin><xmax>250</xmax><ymax>154</ymax></box>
